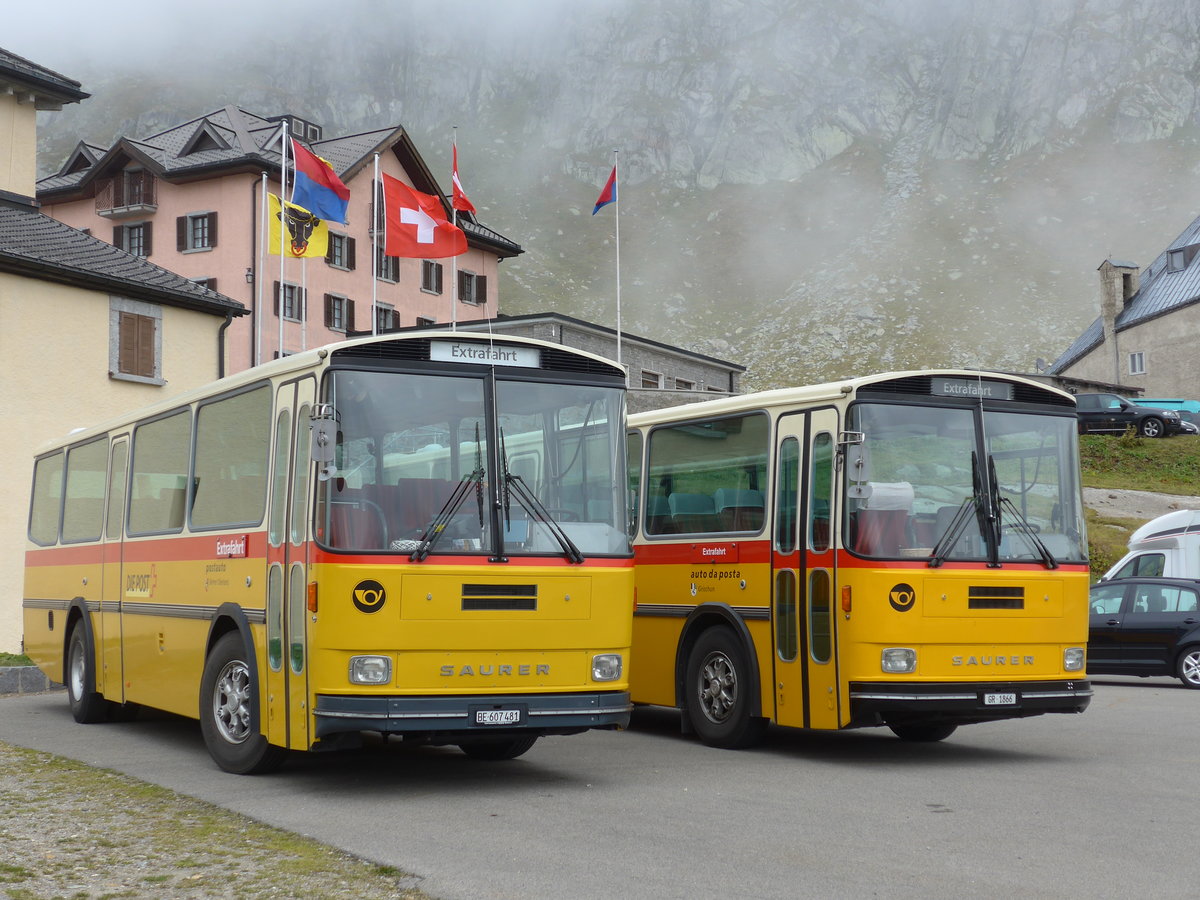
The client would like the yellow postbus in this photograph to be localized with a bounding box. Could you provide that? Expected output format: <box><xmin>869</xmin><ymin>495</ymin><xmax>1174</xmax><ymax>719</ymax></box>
<box><xmin>24</xmin><ymin>332</ymin><xmax>633</xmax><ymax>773</ymax></box>
<box><xmin>626</xmin><ymin>370</ymin><xmax>1091</xmax><ymax>747</ymax></box>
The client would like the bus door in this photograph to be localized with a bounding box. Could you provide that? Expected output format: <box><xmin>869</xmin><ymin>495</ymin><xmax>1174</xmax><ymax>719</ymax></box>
<box><xmin>101</xmin><ymin>436</ymin><xmax>129</xmax><ymax>703</ymax></box>
<box><xmin>265</xmin><ymin>379</ymin><xmax>316</xmax><ymax>750</ymax></box>
<box><xmin>771</xmin><ymin>410</ymin><xmax>841</xmax><ymax>730</ymax></box>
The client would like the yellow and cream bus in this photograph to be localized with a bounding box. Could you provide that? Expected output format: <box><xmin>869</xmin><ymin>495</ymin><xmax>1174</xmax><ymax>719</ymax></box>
<box><xmin>24</xmin><ymin>332</ymin><xmax>633</xmax><ymax>773</ymax></box>
<box><xmin>626</xmin><ymin>370</ymin><xmax>1091</xmax><ymax>747</ymax></box>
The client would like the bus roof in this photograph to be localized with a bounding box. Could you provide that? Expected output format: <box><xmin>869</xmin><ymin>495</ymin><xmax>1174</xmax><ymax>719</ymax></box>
<box><xmin>628</xmin><ymin>368</ymin><xmax>1074</xmax><ymax>428</ymax></box>
<box><xmin>34</xmin><ymin>331</ymin><xmax>624</xmax><ymax>455</ymax></box>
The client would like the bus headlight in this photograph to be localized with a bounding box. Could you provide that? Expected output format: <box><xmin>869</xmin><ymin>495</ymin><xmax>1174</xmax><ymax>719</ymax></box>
<box><xmin>592</xmin><ymin>654</ymin><xmax>623</xmax><ymax>682</ymax></box>
<box><xmin>1063</xmin><ymin>647</ymin><xmax>1085</xmax><ymax>672</ymax></box>
<box><xmin>881</xmin><ymin>648</ymin><xmax>916</xmax><ymax>674</ymax></box>
<box><xmin>349</xmin><ymin>655</ymin><xmax>392</xmax><ymax>685</ymax></box>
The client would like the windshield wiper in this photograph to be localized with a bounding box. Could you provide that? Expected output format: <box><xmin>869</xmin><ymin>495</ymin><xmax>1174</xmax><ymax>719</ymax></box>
<box><xmin>930</xmin><ymin>451</ymin><xmax>999</xmax><ymax>568</ymax></box>
<box><xmin>505</xmin><ymin>472</ymin><xmax>584</xmax><ymax>564</ymax></box>
<box><xmin>408</xmin><ymin>466</ymin><xmax>485</xmax><ymax>562</ymax></box>
<box><xmin>996</xmin><ymin>495</ymin><xmax>1059</xmax><ymax>569</ymax></box>
<box><xmin>928</xmin><ymin>496</ymin><xmax>977</xmax><ymax>568</ymax></box>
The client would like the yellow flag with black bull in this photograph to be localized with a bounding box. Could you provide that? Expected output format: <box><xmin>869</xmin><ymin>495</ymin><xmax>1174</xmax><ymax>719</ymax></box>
<box><xmin>267</xmin><ymin>192</ymin><xmax>328</xmax><ymax>258</ymax></box>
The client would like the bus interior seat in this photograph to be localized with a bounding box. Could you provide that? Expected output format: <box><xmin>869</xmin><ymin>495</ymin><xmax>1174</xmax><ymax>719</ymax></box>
<box><xmin>326</xmin><ymin>493</ymin><xmax>388</xmax><ymax>549</ymax></box>
<box><xmin>852</xmin><ymin>482</ymin><xmax>913</xmax><ymax>555</ymax></box>
<box><xmin>645</xmin><ymin>494</ymin><xmax>672</xmax><ymax>534</ymax></box>
<box><xmin>713</xmin><ymin>488</ymin><xmax>764</xmax><ymax>531</ymax></box>
<box><xmin>668</xmin><ymin>492</ymin><xmax>718</xmax><ymax>533</ymax></box>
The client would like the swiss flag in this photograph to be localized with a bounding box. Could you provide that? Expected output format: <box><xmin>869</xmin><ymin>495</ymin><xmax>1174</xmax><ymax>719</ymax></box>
<box><xmin>381</xmin><ymin>173</ymin><xmax>467</xmax><ymax>258</ymax></box>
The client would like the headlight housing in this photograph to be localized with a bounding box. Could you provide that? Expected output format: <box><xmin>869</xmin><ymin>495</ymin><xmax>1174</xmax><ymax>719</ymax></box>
<box><xmin>349</xmin><ymin>655</ymin><xmax>392</xmax><ymax>685</ymax></box>
<box><xmin>1063</xmin><ymin>647</ymin><xmax>1085</xmax><ymax>672</ymax></box>
<box><xmin>591</xmin><ymin>653</ymin><xmax>623</xmax><ymax>682</ymax></box>
<box><xmin>881</xmin><ymin>648</ymin><xmax>916</xmax><ymax>674</ymax></box>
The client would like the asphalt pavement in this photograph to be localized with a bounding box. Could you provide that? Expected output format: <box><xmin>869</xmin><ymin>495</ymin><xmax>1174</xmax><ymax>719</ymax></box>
<box><xmin>2</xmin><ymin>677</ymin><xmax>1197</xmax><ymax>899</ymax></box>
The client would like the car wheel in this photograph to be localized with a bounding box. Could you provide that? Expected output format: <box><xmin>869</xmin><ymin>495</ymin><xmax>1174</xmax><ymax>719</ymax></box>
<box><xmin>1139</xmin><ymin>417</ymin><xmax>1165</xmax><ymax>438</ymax></box>
<box><xmin>66</xmin><ymin>622</ymin><xmax>112</xmax><ymax>724</ymax></box>
<box><xmin>888</xmin><ymin>721</ymin><xmax>958</xmax><ymax>742</ymax></box>
<box><xmin>199</xmin><ymin>632</ymin><xmax>287</xmax><ymax>774</ymax></box>
<box><xmin>458</xmin><ymin>736</ymin><xmax>539</xmax><ymax>760</ymax></box>
<box><xmin>685</xmin><ymin>626</ymin><xmax>767</xmax><ymax>749</ymax></box>
<box><xmin>1176</xmin><ymin>647</ymin><xmax>1200</xmax><ymax>689</ymax></box>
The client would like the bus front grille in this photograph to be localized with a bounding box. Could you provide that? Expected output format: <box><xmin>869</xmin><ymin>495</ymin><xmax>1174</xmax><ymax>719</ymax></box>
<box><xmin>462</xmin><ymin>583</ymin><xmax>538</xmax><ymax>611</ymax></box>
<box><xmin>968</xmin><ymin>585</ymin><xmax>1025</xmax><ymax>610</ymax></box>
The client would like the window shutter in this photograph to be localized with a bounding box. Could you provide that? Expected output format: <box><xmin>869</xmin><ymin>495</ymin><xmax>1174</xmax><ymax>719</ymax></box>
<box><xmin>347</xmin><ymin>299</ymin><xmax>356</xmax><ymax>331</ymax></box>
<box><xmin>273</xmin><ymin>281</ymin><xmax>280</xmax><ymax>316</ymax></box>
<box><xmin>143</xmin><ymin>222</ymin><xmax>153</xmax><ymax>257</ymax></box>
<box><xmin>135</xmin><ymin>315</ymin><xmax>155</xmax><ymax>377</ymax></box>
<box><xmin>301</xmin><ymin>287</ymin><xmax>307</xmax><ymax>322</ymax></box>
<box><xmin>206</xmin><ymin>278</ymin><xmax>217</xmax><ymax>292</ymax></box>
<box><xmin>208</xmin><ymin>211</ymin><xmax>217</xmax><ymax>247</ymax></box>
<box><xmin>118</xmin><ymin>312</ymin><xmax>137</xmax><ymax>374</ymax></box>
<box><xmin>458</xmin><ymin>270</ymin><xmax>468</xmax><ymax>302</ymax></box>
<box><xmin>176</xmin><ymin>216</ymin><xmax>187</xmax><ymax>251</ymax></box>
<box><xmin>346</xmin><ymin>237</ymin><xmax>356</xmax><ymax>270</ymax></box>
<box><xmin>435</xmin><ymin>264</ymin><xmax>443</xmax><ymax>294</ymax></box>
<box><xmin>477</xmin><ymin>275</ymin><xmax>487</xmax><ymax>305</ymax></box>
<box><xmin>113</xmin><ymin>225</ymin><xmax>123</xmax><ymax>248</ymax></box>
<box><xmin>324</xmin><ymin>293</ymin><xmax>334</xmax><ymax>327</ymax></box>
<box><xmin>325</xmin><ymin>240</ymin><xmax>334</xmax><ymax>265</ymax></box>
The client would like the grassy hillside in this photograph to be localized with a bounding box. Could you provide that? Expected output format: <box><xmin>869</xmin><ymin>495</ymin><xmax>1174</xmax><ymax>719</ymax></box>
<box><xmin>1080</xmin><ymin>434</ymin><xmax>1200</xmax><ymax>578</ymax></box>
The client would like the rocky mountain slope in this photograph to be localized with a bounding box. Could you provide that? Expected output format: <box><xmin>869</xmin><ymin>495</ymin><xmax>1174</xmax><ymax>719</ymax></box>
<box><xmin>29</xmin><ymin>0</ymin><xmax>1200</xmax><ymax>386</ymax></box>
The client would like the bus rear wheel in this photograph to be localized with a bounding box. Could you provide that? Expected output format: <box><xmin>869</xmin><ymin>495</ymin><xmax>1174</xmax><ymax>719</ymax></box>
<box><xmin>458</xmin><ymin>736</ymin><xmax>539</xmax><ymax>760</ymax></box>
<box><xmin>66</xmin><ymin>622</ymin><xmax>112</xmax><ymax>724</ymax></box>
<box><xmin>685</xmin><ymin>626</ymin><xmax>767</xmax><ymax>749</ymax></box>
<box><xmin>199</xmin><ymin>633</ymin><xmax>286</xmax><ymax>774</ymax></box>
<box><xmin>888</xmin><ymin>721</ymin><xmax>957</xmax><ymax>742</ymax></box>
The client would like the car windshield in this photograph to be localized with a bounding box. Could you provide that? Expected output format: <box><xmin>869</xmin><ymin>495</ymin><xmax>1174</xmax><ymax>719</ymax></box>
<box><xmin>844</xmin><ymin>402</ymin><xmax>1087</xmax><ymax>565</ymax></box>
<box><xmin>315</xmin><ymin>370</ymin><xmax>630</xmax><ymax>557</ymax></box>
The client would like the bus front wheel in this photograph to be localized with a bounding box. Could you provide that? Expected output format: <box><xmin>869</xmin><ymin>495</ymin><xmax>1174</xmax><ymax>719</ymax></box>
<box><xmin>66</xmin><ymin>621</ymin><xmax>111</xmax><ymax>724</ymax></box>
<box><xmin>199</xmin><ymin>633</ymin><xmax>286</xmax><ymax>775</ymax></box>
<box><xmin>888</xmin><ymin>721</ymin><xmax>957</xmax><ymax>742</ymax></box>
<box><xmin>685</xmin><ymin>626</ymin><xmax>767</xmax><ymax>749</ymax></box>
<box><xmin>458</xmin><ymin>736</ymin><xmax>539</xmax><ymax>760</ymax></box>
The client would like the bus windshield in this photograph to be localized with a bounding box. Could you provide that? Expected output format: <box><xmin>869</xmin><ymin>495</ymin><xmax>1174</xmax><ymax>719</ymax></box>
<box><xmin>844</xmin><ymin>402</ymin><xmax>1087</xmax><ymax>565</ymax></box>
<box><xmin>317</xmin><ymin>369</ymin><xmax>630</xmax><ymax>557</ymax></box>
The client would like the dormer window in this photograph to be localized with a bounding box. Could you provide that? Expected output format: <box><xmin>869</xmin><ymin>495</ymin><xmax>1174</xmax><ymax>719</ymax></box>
<box><xmin>1168</xmin><ymin>249</ymin><xmax>1185</xmax><ymax>271</ymax></box>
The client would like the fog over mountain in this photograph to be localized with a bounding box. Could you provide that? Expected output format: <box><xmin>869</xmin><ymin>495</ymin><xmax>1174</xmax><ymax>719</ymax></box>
<box><xmin>20</xmin><ymin>0</ymin><xmax>1200</xmax><ymax>387</ymax></box>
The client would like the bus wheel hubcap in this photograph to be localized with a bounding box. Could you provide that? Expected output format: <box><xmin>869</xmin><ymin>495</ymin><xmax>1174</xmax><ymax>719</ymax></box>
<box><xmin>213</xmin><ymin>661</ymin><xmax>252</xmax><ymax>744</ymax></box>
<box><xmin>699</xmin><ymin>652</ymin><xmax>737</xmax><ymax>723</ymax></box>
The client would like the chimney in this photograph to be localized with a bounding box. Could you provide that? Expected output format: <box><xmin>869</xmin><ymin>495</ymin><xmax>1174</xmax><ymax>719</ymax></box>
<box><xmin>1097</xmin><ymin>259</ymin><xmax>1138</xmax><ymax>384</ymax></box>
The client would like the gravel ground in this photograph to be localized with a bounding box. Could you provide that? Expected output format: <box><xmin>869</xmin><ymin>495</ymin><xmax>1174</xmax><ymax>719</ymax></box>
<box><xmin>1082</xmin><ymin>486</ymin><xmax>1200</xmax><ymax>520</ymax></box>
<box><xmin>0</xmin><ymin>735</ymin><xmax>431</xmax><ymax>900</ymax></box>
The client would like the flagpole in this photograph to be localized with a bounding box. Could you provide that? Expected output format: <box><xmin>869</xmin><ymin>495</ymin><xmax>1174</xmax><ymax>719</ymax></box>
<box><xmin>613</xmin><ymin>149</ymin><xmax>623</xmax><ymax>384</ymax></box>
<box><xmin>372</xmin><ymin>153</ymin><xmax>380</xmax><ymax>336</ymax></box>
<box><xmin>278</xmin><ymin>119</ymin><xmax>289</xmax><ymax>360</ymax></box>
<box><xmin>451</xmin><ymin>126</ymin><xmax>459</xmax><ymax>333</ymax></box>
<box><xmin>256</xmin><ymin>171</ymin><xmax>267</xmax><ymax>367</ymax></box>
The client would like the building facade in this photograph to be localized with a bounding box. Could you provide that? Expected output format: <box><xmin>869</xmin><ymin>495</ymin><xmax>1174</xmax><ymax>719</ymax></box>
<box><xmin>418</xmin><ymin>312</ymin><xmax>744</xmax><ymax>412</ymax></box>
<box><xmin>37</xmin><ymin>108</ymin><xmax>522</xmax><ymax>375</ymax></box>
<box><xmin>1049</xmin><ymin>216</ymin><xmax>1200</xmax><ymax>397</ymax></box>
<box><xmin>0</xmin><ymin>48</ymin><xmax>247</xmax><ymax>652</ymax></box>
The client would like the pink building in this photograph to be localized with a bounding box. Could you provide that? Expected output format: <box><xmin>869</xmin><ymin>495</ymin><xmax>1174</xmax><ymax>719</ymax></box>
<box><xmin>37</xmin><ymin>107</ymin><xmax>523</xmax><ymax>373</ymax></box>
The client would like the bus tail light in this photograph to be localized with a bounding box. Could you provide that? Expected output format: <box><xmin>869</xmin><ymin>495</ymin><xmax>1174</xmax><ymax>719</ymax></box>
<box><xmin>307</xmin><ymin>581</ymin><xmax>318</xmax><ymax>613</ymax></box>
<box><xmin>882</xmin><ymin>648</ymin><xmax>916</xmax><ymax>674</ymax></box>
<box><xmin>1064</xmin><ymin>647</ymin><xmax>1085</xmax><ymax>671</ymax></box>
<box><xmin>349</xmin><ymin>655</ymin><xmax>391</xmax><ymax>685</ymax></box>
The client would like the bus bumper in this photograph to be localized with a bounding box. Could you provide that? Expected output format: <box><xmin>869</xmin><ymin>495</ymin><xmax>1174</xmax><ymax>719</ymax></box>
<box><xmin>313</xmin><ymin>690</ymin><xmax>632</xmax><ymax>740</ymax></box>
<box><xmin>848</xmin><ymin>679</ymin><xmax>1092</xmax><ymax>726</ymax></box>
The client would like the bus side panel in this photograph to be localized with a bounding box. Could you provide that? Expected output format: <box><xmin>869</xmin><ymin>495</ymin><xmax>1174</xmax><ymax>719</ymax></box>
<box><xmin>120</xmin><ymin>536</ymin><xmax>268</xmax><ymax>720</ymax></box>
<box><xmin>23</xmin><ymin>547</ymin><xmax>104</xmax><ymax>687</ymax></box>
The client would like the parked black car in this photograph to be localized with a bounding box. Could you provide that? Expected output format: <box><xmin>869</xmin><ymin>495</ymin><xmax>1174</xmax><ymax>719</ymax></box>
<box><xmin>1088</xmin><ymin>577</ymin><xmax>1200</xmax><ymax>687</ymax></box>
<box><xmin>1074</xmin><ymin>392</ymin><xmax>1185</xmax><ymax>438</ymax></box>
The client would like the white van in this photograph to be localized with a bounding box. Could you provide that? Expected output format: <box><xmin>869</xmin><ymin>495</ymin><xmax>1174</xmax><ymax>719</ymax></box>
<box><xmin>1102</xmin><ymin>508</ymin><xmax>1200</xmax><ymax>580</ymax></box>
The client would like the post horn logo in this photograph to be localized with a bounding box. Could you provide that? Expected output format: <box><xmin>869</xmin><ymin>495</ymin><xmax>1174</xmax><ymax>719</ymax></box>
<box><xmin>889</xmin><ymin>582</ymin><xmax>916</xmax><ymax>612</ymax></box>
<box><xmin>352</xmin><ymin>579</ymin><xmax>387</xmax><ymax>613</ymax></box>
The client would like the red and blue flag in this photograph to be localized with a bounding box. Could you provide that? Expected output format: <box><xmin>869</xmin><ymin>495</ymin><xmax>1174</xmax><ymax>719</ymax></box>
<box><xmin>592</xmin><ymin>166</ymin><xmax>617</xmax><ymax>215</ymax></box>
<box><xmin>291</xmin><ymin>138</ymin><xmax>350</xmax><ymax>224</ymax></box>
